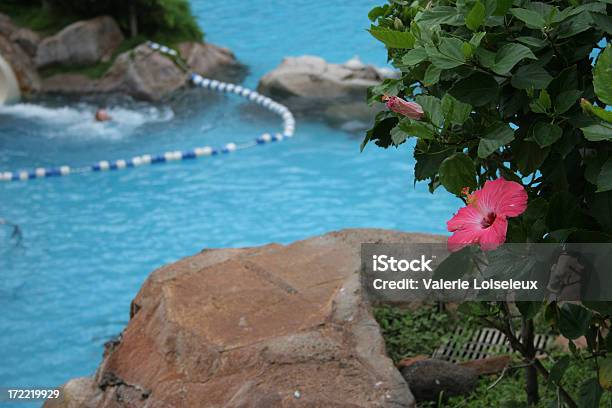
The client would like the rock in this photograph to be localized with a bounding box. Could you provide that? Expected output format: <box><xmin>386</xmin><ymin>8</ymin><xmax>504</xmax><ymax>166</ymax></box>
<box><xmin>459</xmin><ymin>355</ymin><xmax>511</xmax><ymax>376</ymax></box>
<box><xmin>397</xmin><ymin>355</ymin><xmax>429</xmax><ymax>369</ymax></box>
<box><xmin>0</xmin><ymin>13</ymin><xmax>16</xmax><ymax>37</ymax></box>
<box><xmin>42</xmin><ymin>44</ymin><xmax>187</xmax><ymax>100</ymax></box>
<box><xmin>400</xmin><ymin>359</ymin><xmax>478</xmax><ymax>402</ymax></box>
<box><xmin>323</xmin><ymin>102</ymin><xmax>381</xmax><ymax>131</ymax></box>
<box><xmin>41</xmin><ymin>73</ymin><xmax>98</xmax><ymax>94</ymax></box>
<box><xmin>35</xmin><ymin>16</ymin><xmax>124</xmax><ymax>68</ymax></box>
<box><xmin>10</xmin><ymin>28</ymin><xmax>40</xmax><ymax>58</ymax></box>
<box><xmin>178</xmin><ymin>41</ymin><xmax>245</xmax><ymax>82</ymax></box>
<box><xmin>98</xmin><ymin>44</ymin><xmax>187</xmax><ymax>100</ymax></box>
<box><xmin>0</xmin><ymin>32</ymin><xmax>40</xmax><ymax>94</ymax></box>
<box><xmin>47</xmin><ymin>229</ymin><xmax>445</xmax><ymax>408</ymax></box>
<box><xmin>258</xmin><ymin>55</ymin><xmax>396</xmax><ymax>101</ymax></box>
<box><xmin>258</xmin><ymin>55</ymin><xmax>396</xmax><ymax>124</ymax></box>
<box><xmin>43</xmin><ymin>377</ymin><xmax>99</xmax><ymax>408</ymax></box>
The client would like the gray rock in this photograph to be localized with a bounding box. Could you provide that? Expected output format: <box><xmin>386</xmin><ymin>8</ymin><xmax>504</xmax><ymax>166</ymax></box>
<box><xmin>257</xmin><ymin>55</ymin><xmax>397</xmax><ymax>124</ymax></box>
<box><xmin>0</xmin><ymin>32</ymin><xmax>40</xmax><ymax>94</ymax></box>
<box><xmin>258</xmin><ymin>55</ymin><xmax>397</xmax><ymax>101</ymax></box>
<box><xmin>178</xmin><ymin>41</ymin><xmax>244</xmax><ymax>82</ymax></box>
<box><xmin>35</xmin><ymin>16</ymin><xmax>124</xmax><ymax>68</ymax></box>
<box><xmin>96</xmin><ymin>44</ymin><xmax>187</xmax><ymax>100</ymax></box>
<box><xmin>400</xmin><ymin>359</ymin><xmax>478</xmax><ymax>402</ymax></box>
<box><xmin>10</xmin><ymin>28</ymin><xmax>40</xmax><ymax>58</ymax></box>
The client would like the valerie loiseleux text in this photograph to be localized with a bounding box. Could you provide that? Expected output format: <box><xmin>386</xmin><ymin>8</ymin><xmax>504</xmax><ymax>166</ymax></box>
<box><xmin>370</xmin><ymin>255</ymin><xmax>538</xmax><ymax>290</ymax></box>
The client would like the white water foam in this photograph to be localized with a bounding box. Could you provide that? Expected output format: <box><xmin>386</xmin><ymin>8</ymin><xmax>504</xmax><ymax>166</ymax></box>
<box><xmin>0</xmin><ymin>102</ymin><xmax>174</xmax><ymax>140</ymax></box>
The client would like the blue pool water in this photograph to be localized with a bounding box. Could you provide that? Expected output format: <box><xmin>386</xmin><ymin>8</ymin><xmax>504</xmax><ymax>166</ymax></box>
<box><xmin>0</xmin><ymin>0</ymin><xmax>458</xmax><ymax>398</ymax></box>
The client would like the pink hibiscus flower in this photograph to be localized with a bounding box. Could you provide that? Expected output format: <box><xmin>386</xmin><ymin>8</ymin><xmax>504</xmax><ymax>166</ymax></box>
<box><xmin>382</xmin><ymin>95</ymin><xmax>424</xmax><ymax>120</ymax></box>
<box><xmin>447</xmin><ymin>178</ymin><xmax>528</xmax><ymax>252</ymax></box>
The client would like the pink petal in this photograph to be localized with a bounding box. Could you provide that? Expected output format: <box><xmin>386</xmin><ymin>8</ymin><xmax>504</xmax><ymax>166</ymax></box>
<box><xmin>478</xmin><ymin>216</ymin><xmax>508</xmax><ymax>251</ymax></box>
<box><xmin>447</xmin><ymin>205</ymin><xmax>483</xmax><ymax>232</ymax></box>
<box><xmin>476</xmin><ymin>178</ymin><xmax>527</xmax><ymax>218</ymax></box>
<box><xmin>387</xmin><ymin>97</ymin><xmax>424</xmax><ymax>120</ymax></box>
<box><xmin>448</xmin><ymin>228</ymin><xmax>481</xmax><ymax>252</ymax></box>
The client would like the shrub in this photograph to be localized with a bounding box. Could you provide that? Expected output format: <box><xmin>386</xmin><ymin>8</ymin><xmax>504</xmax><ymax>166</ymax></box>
<box><xmin>365</xmin><ymin>0</ymin><xmax>610</xmax><ymax>405</ymax></box>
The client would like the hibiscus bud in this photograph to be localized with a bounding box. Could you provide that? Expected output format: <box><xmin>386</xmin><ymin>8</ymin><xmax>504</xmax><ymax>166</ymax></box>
<box><xmin>382</xmin><ymin>95</ymin><xmax>424</xmax><ymax>120</ymax></box>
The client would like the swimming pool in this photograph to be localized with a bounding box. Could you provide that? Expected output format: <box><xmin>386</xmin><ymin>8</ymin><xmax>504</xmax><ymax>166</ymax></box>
<box><xmin>0</xmin><ymin>0</ymin><xmax>458</xmax><ymax>397</ymax></box>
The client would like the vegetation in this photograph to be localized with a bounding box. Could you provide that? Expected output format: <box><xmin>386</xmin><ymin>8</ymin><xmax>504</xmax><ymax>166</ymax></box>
<box><xmin>376</xmin><ymin>305</ymin><xmax>612</xmax><ymax>407</ymax></box>
<box><xmin>0</xmin><ymin>0</ymin><xmax>203</xmax><ymax>43</ymax></box>
<box><xmin>365</xmin><ymin>0</ymin><xmax>611</xmax><ymax>405</ymax></box>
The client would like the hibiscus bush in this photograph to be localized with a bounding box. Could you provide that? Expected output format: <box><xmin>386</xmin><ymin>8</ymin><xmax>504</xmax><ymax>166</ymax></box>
<box><xmin>364</xmin><ymin>0</ymin><xmax>611</xmax><ymax>405</ymax></box>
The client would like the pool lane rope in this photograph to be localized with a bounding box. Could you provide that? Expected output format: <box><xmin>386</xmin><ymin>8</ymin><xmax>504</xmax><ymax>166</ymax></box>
<box><xmin>0</xmin><ymin>41</ymin><xmax>295</xmax><ymax>182</ymax></box>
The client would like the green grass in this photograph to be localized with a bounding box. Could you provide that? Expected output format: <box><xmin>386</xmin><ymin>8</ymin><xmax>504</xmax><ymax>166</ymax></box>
<box><xmin>375</xmin><ymin>304</ymin><xmax>612</xmax><ymax>407</ymax></box>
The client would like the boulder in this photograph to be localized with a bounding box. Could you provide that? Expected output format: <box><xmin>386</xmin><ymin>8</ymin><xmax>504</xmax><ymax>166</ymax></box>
<box><xmin>0</xmin><ymin>32</ymin><xmax>40</xmax><ymax>94</ymax></box>
<box><xmin>97</xmin><ymin>44</ymin><xmax>187</xmax><ymax>100</ymax></box>
<box><xmin>257</xmin><ymin>55</ymin><xmax>397</xmax><ymax>125</ymax></box>
<box><xmin>46</xmin><ymin>229</ymin><xmax>445</xmax><ymax>408</ymax></box>
<box><xmin>178</xmin><ymin>41</ymin><xmax>245</xmax><ymax>82</ymax></box>
<box><xmin>0</xmin><ymin>13</ymin><xmax>16</xmax><ymax>37</ymax></box>
<box><xmin>400</xmin><ymin>359</ymin><xmax>478</xmax><ymax>402</ymax></box>
<box><xmin>10</xmin><ymin>27</ymin><xmax>40</xmax><ymax>58</ymax></box>
<box><xmin>42</xmin><ymin>44</ymin><xmax>187</xmax><ymax>100</ymax></box>
<box><xmin>35</xmin><ymin>16</ymin><xmax>124</xmax><ymax>68</ymax></box>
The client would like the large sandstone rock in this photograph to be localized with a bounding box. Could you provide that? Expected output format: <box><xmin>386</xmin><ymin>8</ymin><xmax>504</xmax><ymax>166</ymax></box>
<box><xmin>35</xmin><ymin>16</ymin><xmax>124</xmax><ymax>68</ymax></box>
<box><xmin>11</xmin><ymin>27</ymin><xmax>41</xmax><ymax>58</ymax></box>
<box><xmin>46</xmin><ymin>229</ymin><xmax>445</xmax><ymax>408</ymax></box>
<box><xmin>178</xmin><ymin>41</ymin><xmax>244</xmax><ymax>82</ymax></box>
<box><xmin>258</xmin><ymin>55</ymin><xmax>397</xmax><ymax>127</ymax></box>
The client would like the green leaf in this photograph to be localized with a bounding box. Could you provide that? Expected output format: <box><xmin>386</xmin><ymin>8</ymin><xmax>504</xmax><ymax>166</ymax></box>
<box><xmin>478</xmin><ymin>123</ymin><xmax>515</xmax><ymax>158</ymax></box>
<box><xmin>402</xmin><ymin>48</ymin><xmax>428</xmax><ymax>66</ymax></box>
<box><xmin>513</xmin><ymin>140</ymin><xmax>550</xmax><ymax>175</ymax></box>
<box><xmin>398</xmin><ymin>119</ymin><xmax>437</xmax><ymax>140</ymax></box>
<box><xmin>530</xmin><ymin>89</ymin><xmax>552</xmax><ymax>114</ymax></box>
<box><xmin>558</xmin><ymin>302</ymin><xmax>592</xmax><ymax>340</ymax></box>
<box><xmin>586</xmin><ymin>190</ymin><xmax>612</xmax><ymax>229</ymax></box>
<box><xmin>469</xmin><ymin>32</ymin><xmax>486</xmax><ymax>48</ymax></box>
<box><xmin>516</xmin><ymin>301</ymin><xmax>541</xmax><ymax>319</ymax></box>
<box><xmin>581</xmin><ymin>122</ymin><xmax>612</xmax><ymax>141</ymax></box>
<box><xmin>592</xmin><ymin>13</ymin><xmax>612</xmax><ymax>34</ymax></box>
<box><xmin>414</xmin><ymin>141</ymin><xmax>455</xmax><ymax>181</ymax></box>
<box><xmin>594</xmin><ymin>45</ymin><xmax>612</xmax><ymax>105</ymax></box>
<box><xmin>416</xmin><ymin>95</ymin><xmax>444</xmax><ymax>128</ymax></box>
<box><xmin>434</xmin><ymin>247</ymin><xmax>474</xmax><ymax>280</ymax></box>
<box><xmin>390</xmin><ymin>123</ymin><xmax>410</xmax><ymax>146</ymax></box>
<box><xmin>596</xmin><ymin>156</ymin><xmax>612</xmax><ymax>192</ymax></box>
<box><xmin>531</xmin><ymin>122</ymin><xmax>562</xmax><ymax>147</ymax></box>
<box><xmin>368</xmin><ymin>5</ymin><xmax>387</xmax><ymax>21</ymax></box>
<box><xmin>510</xmin><ymin>8</ymin><xmax>546</xmax><ymax>28</ymax></box>
<box><xmin>493</xmin><ymin>0</ymin><xmax>513</xmax><ymax>16</ymax></box>
<box><xmin>547</xmin><ymin>191</ymin><xmax>584</xmax><ymax>230</ymax></box>
<box><xmin>492</xmin><ymin>43</ymin><xmax>537</xmax><ymax>75</ymax></box>
<box><xmin>578</xmin><ymin>378</ymin><xmax>603</xmax><ymax>408</ymax></box>
<box><xmin>600</xmin><ymin>357</ymin><xmax>612</xmax><ymax>391</ymax></box>
<box><xmin>466</xmin><ymin>0</ymin><xmax>486</xmax><ymax>31</ymax></box>
<box><xmin>426</xmin><ymin>38</ymin><xmax>466</xmax><ymax>69</ymax></box>
<box><xmin>423</xmin><ymin>64</ymin><xmax>442</xmax><ymax>86</ymax></box>
<box><xmin>438</xmin><ymin>153</ymin><xmax>477</xmax><ymax>195</ymax></box>
<box><xmin>368</xmin><ymin>26</ymin><xmax>415</xmax><ymax>49</ymax></box>
<box><xmin>515</xmin><ymin>36</ymin><xmax>547</xmax><ymax>50</ymax></box>
<box><xmin>441</xmin><ymin>94</ymin><xmax>472</xmax><ymax>125</ymax></box>
<box><xmin>417</xmin><ymin>7</ymin><xmax>464</xmax><ymax>26</ymax></box>
<box><xmin>511</xmin><ymin>64</ymin><xmax>553</xmax><ymax>90</ymax></box>
<box><xmin>461</xmin><ymin>42</ymin><xmax>474</xmax><ymax>59</ymax></box>
<box><xmin>555</xmin><ymin>90</ymin><xmax>582</xmax><ymax>114</ymax></box>
<box><xmin>449</xmin><ymin>72</ymin><xmax>498</xmax><ymax>106</ymax></box>
<box><xmin>548</xmin><ymin>355</ymin><xmax>570</xmax><ymax>386</ymax></box>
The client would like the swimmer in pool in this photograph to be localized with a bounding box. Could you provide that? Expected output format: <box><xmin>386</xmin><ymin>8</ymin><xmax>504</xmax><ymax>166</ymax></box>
<box><xmin>95</xmin><ymin>109</ymin><xmax>112</xmax><ymax>122</ymax></box>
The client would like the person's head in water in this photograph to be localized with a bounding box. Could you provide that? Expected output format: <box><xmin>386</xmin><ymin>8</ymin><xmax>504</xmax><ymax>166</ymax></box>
<box><xmin>95</xmin><ymin>108</ymin><xmax>112</xmax><ymax>122</ymax></box>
